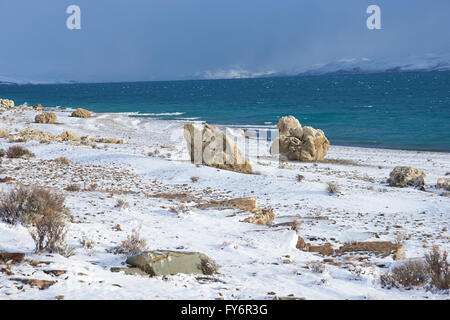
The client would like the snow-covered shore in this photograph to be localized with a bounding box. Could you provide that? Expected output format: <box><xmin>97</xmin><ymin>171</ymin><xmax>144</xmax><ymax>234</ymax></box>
<box><xmin>0</xmin><ymin>106</ymin><xmax>449</xmax><ymax>299</ymax></box>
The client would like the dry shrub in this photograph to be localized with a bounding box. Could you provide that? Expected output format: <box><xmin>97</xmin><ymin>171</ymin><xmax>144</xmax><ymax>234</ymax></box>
<box><xmin>381</xmin><ymin>246</ymin><xmax>449</xmax><ymax>291</ymax></box>
<box><xmin>114</xmin><ymin>199</ymin><xmax>130</xmax><ymax>209</ymax></box>
<box><xmin>380</xmin><ymin>260</ymin><xmax>429</xmax><ymax>289</ymax></box>
<box><xmin>35</xmin><ymin>112</ymin><xmax>57</xmax><ymax>124</ymax></box>
<box><xmin>80</xmin><ymin>236</ymin><xmax>95</xmax><ymax>250</ymax></box>
<box><xmin>7</xmin><ymin>146</ymin><xmax>35</xmax><ymax>159</ymax></box>
<box><xmin>0</xmin><ymin>186</ymin><xmax>70</xmax><ymax>253</ymax></box>
<box><xmin>201</xmin><ymin>257</ymin><xmax>220</xmax><ymax>275</ymax></box>
<box><xmin>0</xmin><ymin>186</ymin><xmax>29</xmax><ymax>225</ymax></box>
<box><xmin>326</xmin><ymin>182</ymin><xmax>341</xmax><ymax>195</ymax></box>
<box><xmin>114</xmin><ymin>229</ymin><xmax>148</xmax><ymax>255</ymax></box>
<box><xmin>425</xmin><ymin>246</ymin><xmax>450</xmax><ymax>291</ymax></box>
<box><xmin>190</xmin><ymin>176</ymin><xmax>200</xmax><ymax>183</ymax></box>
<box><xmin>64</xmin><ymin>184</ymin><xmax>81</xmax><ymax>192</ymax></box>
<box><xmin>29</xmin><ymin>209</ymin><xmax>67</xmax><ymax>252</ymax></box>
<box><xmin>0</xmin><ymin>149</ymin><xmax>5</xmax><ymax>157</ymax></box>
<box><xmin>53</xmin><ymin>157</ymin><xmax>72</xmax><ymax>165</ymax></box>
<box><xmin>296</xmin><ymin>174</ymin><xmax>305</xmax><ymax>182</ymax></box>
<box><xmin>307</xmin><ymin>261</ymin><xmax>326</xmax><ymax>273</ymax></box>
<box><xmin>86</xmin><ymin>183</ymin><xmax>98</xmax><ymax>191</ymax></box>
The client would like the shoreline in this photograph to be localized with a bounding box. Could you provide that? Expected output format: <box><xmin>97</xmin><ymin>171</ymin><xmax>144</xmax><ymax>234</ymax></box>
<box><xmin>0</xmin><ymin>104</ymin><xmax>449</xmax><ymax>299</ymax></box>
<box><xmin>34</xmin><ymin>106</ymin><xmax>450</xmax><ymax>154</ymax></box>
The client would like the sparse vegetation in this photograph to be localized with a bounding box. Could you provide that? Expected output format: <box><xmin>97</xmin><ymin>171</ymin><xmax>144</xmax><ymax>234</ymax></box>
<box><xmin>113</xmin><ymin>229</ymin><xmax>148</xmax><ymax>255</ymax></box>
<box><xmin>64</xmin><ymin>184</ymin><xmax>81</xmax><ymax>192</ymax></box>
<box><xmin>80</xmin><ymin>236</ymin><xmax>95</xmax><ymax>250</ymax></box>
<box><xmin>296</xmin><ymin>174</ymin><xmax>305</xmax><ymax>182</ymax></box>
<box><xmin>425</xmin><ymin>246</ymin><xmax>450</xmax><ymax>291</ymax></box>
<box><xmin>7</xmin><ymin>145</ymin><xmax>35</xmax><ymax>159</ymax></box>
<box><xmin>0</xmin><ymin>186</ymin><xmax>70</xmax><ymax>254</ymax></box>
<box><xmin>190</xmin><ymin>176</ymin><xmax>200</xmax><ymax>183</ymax></box>
<box><xmin>114</xmin><ymin>199</ymin><xmax>130</xmax><ymax>209</ymax></box>
<box><xmin>201</xmin><ymin>257</ymin><xmax>220</xmax><ymax>275</ymax></box>
<box><xmin>307</xmin><ymin>261</ymin><xmax>326</xmax><ymax>273</ymax></box>
<box><xmin>0</xmin><ymin>149</ymin><xmax>5</xmax><ymax>157</ymax></box>
<box><xmin>53</xmin><ymin>157</ymin><xmax>72</xmax><ymax>165</ymax></box>
<box><xmin>380</xmin><ymin>246</ymin><xmax>449</xmax><ymax>291</ymax></box>
<box><xmin>326</xmin><ymin>182</ymin><xmax>341</xmax><ymax>195</ymax></box>
<box><xmin>380</xmin><ymin>260</ymin><xmax>429</xmax><ymax>289</ymax></box>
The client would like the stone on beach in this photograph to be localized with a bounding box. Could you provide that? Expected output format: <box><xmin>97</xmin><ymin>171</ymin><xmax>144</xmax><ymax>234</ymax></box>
<box><xmin>57</xmin><ymin>130</ymin><xmax>80</xmax><ymax>142</ymax></box>
<box><xmin>71</xmin><ymin>108</ymin><xmax>91</xmax><ymax>118</ymax></box>
<box><xmin>270</xmin><ymin>115</ymin><xmax>330</xmax><ymax>161</ymax></box>
<box><xmin>183</xmin><ymin>123</ymin><xmax>252</xmax><ymax>174</ymax></box>
<box><xmin>387</xmin><ymin>166</ymin><xmax>426</xmax><ymax>188</ymax></box>
<box><xmin>437</xmin><ymin>177</ymin><xmax>450</xmax><ymax>191</ymax></box>
<box><xmin>124</xmin><ymin>250</ymin><xmax>218</xmax><ymax>276</ymax></box>
<box><xmin>0</xmin><ymin>99</ymin><xmax>14</xmax><ymax>109</ymax></box>
<box><xmin>33</xmin><ymin>104</ymin><xmax>43</xmax><ymax>111</ymax></box>
<box><xmin>35</xmin><ymin>112</ymin><xmax>57</xmax><ymax>124</ymax></box>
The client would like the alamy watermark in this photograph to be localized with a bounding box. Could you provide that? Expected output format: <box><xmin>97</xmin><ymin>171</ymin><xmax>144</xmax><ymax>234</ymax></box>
<box><xmin>65</xmin><ymin>5</ymin><xmax>382</xmax><ymax>31</ymax></box>
<box><xmin>66</xmin><ymin>5</ymin><xmax>81</xmax><ymax>30</ymax></box>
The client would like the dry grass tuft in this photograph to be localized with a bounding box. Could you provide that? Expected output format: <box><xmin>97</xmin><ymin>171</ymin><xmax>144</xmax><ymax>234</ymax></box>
<box><xmin>64</xmin><ymin>184</ymin><xmax>81</xmax><ymax>192</ymax></box>
<box><xmin>53</xmin><ymin>157</ymin><xmax>72</xmax><ymax>165</ymax></box>
<box><xmin>201</xmin><ymin>257</ymin><xmax>220</xmax><ymax>275</ymax></box>
<box><xmin>114</xmin><ymin>229</ymin><xmax>148</xmax><ymax>255</ymax></box>
<box><xmin>381</xmin><ymin>246</ymin><xmax>449</xmax><ymax>291</ymax></box>
<box><xmin>7</xmin><ymin>146</ymin><xmax>35</xmax><ymax>159</ymax></box>
<box><xmin>425</xmin><ymin>246</ymin><xmax>450</xmax><ymax>291</ymax></box>
<box><xmin>326</xmin><ymin>182</ymin><xmax>341</xmax><ymax>195</ymax></box>
<box><xmin>114</xmin><ymin>199</ymin><xmax>130</xmax><ymax>209</ymax></box>
<box><xmin>296</xmin><ymin>174</ymin><xmax>305</xmax><ymax>182</ymax></box>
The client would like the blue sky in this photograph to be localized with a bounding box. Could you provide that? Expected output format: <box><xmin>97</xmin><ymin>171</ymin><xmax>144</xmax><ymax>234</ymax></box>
<box><xmin>0</xmin><ymin>0</ymin><xmax>449</xmax><ymax>82</ymax></box>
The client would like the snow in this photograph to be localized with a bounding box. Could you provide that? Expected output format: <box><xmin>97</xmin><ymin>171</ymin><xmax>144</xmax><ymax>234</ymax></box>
<box><xmin>0</xmin><ymin>106</ymin><xmax>449</xmax><ymax>300</ymax></box>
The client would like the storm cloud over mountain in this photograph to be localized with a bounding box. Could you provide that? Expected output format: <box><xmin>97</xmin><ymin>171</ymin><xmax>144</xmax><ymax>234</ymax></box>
<box><xmin>1</xmin><ymin>0</ymin><xmax>449</xmax><ymax>83</ymax></box>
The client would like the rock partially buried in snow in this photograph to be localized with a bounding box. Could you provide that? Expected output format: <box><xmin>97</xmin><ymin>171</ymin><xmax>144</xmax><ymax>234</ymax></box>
<box><xmin>0</xmin><ymin>99</ymin><xmax>14</xmax><ymax>109</ymax></box>
<box><xmin>184</xmin><ymin>123</ymin><xmax>252</xmax><ymax>174</ymax></box>
<box><xmin>270</xmin><ymin>115</ymin><xmax>330</xmax><ymax>161</ymax></box>
<box><xmin>387</xmin><ymin>166</ymin><xmax>426</xmax><ymax>188</ymax></box>
<box><xmin>437</xmin><ymin>177</ymin><xmax>450</xmax><ymax>191</ymax></box>
<box><xmin>0</xmin><ymin>251</ymin><xmax>25</xmax><ymax>264</ymax></box>
<box><xmin>71</xmin><ymin>108</ymin><xmax>92</xmax><ymax>118</ymax></box>
<box><xmin>125</xmin><ymin>250</ymin><xmax>218</xmax><ymax>276</ymax></box>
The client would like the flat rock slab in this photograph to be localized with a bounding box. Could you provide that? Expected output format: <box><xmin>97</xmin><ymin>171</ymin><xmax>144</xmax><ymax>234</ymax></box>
<box><xmin>110</xmin><ymin>267</ymin><xmax>149</xmax><ymax>276</ymax></box>
<box><xmin>0</xmin><ymin>252</ymin><xmax>25</xmax><ymax>264</ymax></box>
<box><xmin>11</xmin><ymin>278</ymin><xmax>55</xmax><ymax>290</ymax></box>
<box><xmin>126</xmin><ymin>250</ymin><xmax>216</xmax><ymax>277</ymax></box>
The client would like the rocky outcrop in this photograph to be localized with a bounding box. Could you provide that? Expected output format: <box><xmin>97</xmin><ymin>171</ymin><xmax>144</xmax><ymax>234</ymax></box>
<box><xmin>184</xmin><ymin>123</ymin><xmax>252</xmax><ymax>173</ymax></box>
<box><xmin>33</xmin><ymin>104</ymin><xmax>43</xmax><ymax>111</ymax></box>
<box><xmin>124</xmin><ymin>250</ymin><xmax>218</xmax><ymax>276</ymax></box>
<box><xmin>71</xmin><ymin>108</ymin><xmax>91</xmax><ymax>118</ymax></box>
<box><xmin>56</xmin><ymin>130</ymin><xmax>80</xmax><ymax>142</ymax></box>
<box><xmin>0</xmin><ymin>99</ymin><xmax>14</xmax><ymax>109</ymax></box>
<box><xmin>35</xmin><ymin>112</ymin><xmax>57</xmax><ymax>124</ymax></box>
<box><xmin>387</xmin><ymin>166</ymin><xmax>426</xmax><ymax>188</ymax></box>
<box><xmin>437</xmin><ymin>177</ymin><xmax>450</xmax><ymax>191</ymax></box>
<box><xmin>270</xmin><ymin>116</ymin><xmax>329</xmax><ymax>161</ymax></box>
<box><xmin>10</xmin><ymin>127</ymin><xmax>55</xmax><ymax>143</ymax></box>
<box><xmin>337</xmin><ymin>241</ymin><xmax>405</xmax><ymax>260</ymax></box>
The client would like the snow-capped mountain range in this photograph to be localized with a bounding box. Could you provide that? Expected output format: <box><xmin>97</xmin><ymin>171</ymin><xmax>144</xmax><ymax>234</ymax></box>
<box><xmin>2</xmin><ymin>53</ymin><xmax>449</xmax><ymax>84</ymax></box>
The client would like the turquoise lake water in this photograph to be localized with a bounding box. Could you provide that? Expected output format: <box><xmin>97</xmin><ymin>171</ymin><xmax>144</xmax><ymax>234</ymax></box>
<box><xmin>1</xmin><ymin>71</ymin><xmax>449</xmax><ymax>151</ymax></box>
